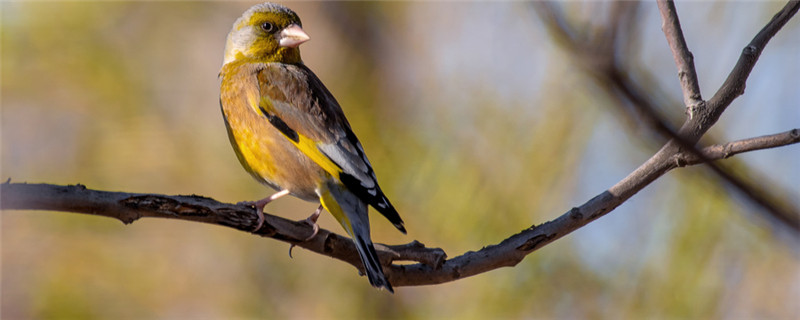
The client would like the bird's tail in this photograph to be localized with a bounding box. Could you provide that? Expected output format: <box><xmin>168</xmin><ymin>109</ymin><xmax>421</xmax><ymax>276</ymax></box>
<box><xmin>319</xmin><ymin>180</ymin><xmax>393</xmax><ymax>293</ymax></box>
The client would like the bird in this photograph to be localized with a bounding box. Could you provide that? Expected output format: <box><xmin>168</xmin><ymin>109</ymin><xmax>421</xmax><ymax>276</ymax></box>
<box><xmin>219</xmin><ymin>2</ymin><xmax>405</xmax><ymax>293</ymax></box>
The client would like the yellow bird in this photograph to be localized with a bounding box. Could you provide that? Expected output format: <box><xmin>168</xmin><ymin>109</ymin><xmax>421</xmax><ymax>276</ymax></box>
<box><xmin>219</xmin><ymin>3</ymin><xmax>405</xmax><ymax>292</ymax></box>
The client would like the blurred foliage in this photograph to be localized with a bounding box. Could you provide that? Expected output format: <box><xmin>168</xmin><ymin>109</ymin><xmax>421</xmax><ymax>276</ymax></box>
<box><xmin>2</xmin><ymin>1</ymin><xmax>798</xmax><ymax>319</ymax></box>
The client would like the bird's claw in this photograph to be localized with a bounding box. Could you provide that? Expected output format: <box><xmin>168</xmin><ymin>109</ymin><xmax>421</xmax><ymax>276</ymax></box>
<box><xmin>289</xmin><ymin>205</ymin><xmax>323</xmax><ymax>258</ymax></box>
<box><xmin>244</xmin><ymin>190</ymin><xmax>291</xmax><ymax>232</ymax></box>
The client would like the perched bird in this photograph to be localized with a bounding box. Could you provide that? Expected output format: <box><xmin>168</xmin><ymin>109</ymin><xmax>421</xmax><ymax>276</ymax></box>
<box><xmin>219</xmin><ymin>2</ymin><xmax>405</xmax><ymax>292</ymax></box>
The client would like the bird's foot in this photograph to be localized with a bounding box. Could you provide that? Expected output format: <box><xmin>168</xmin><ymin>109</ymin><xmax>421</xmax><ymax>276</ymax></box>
<box><xmin>302</xmin><ymin>205</ymin><xmax>323</xmax><ymax>241</ymax></box>
<box><xmin>289</xmin><ymin>205</ymin><xmax>323</xmax><ymax>258</ymax></box>
<box><xmin>242</xmin><ymin>189</ymin><xmax>291</xmax><ymax>232</ymax></box>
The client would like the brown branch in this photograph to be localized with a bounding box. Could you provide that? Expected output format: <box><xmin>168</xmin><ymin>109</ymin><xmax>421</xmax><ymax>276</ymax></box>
<box><xmin>0</xmin><ymin>182</ymin><xmax>447</xmax><ymax>277</ymax></box>
<box><xmin>680</xmin><ymin>0</ymin><xmax>800</xmax><ymax>140</ymax></box>
<box><xmin>534</xmin><ymin>1</ymin><xmax>800</xmax><ymax>234</ymax></box>
<box><xmin>2</xmin><ymin>2</ymin><xmax>798</xmax><ymax>289</ymax></box>
<box><xmin>679</xmin><ymin>129</ymin><xmax>800</xmax><ymax>165</ymax></box>
<box><xmin>672</xmin><ymin>128</ymin><xmax>800</xmax><ymax>230</ymax></box>
<box><xmin>4</xmin><ymin>126</ymin><xmax>798</xmax><ymax>286</ymax></box>
<box><xmin>657</xmin><ymin>0</ymin><xmax>703</xmax><ymax>110</ymax></box>
<box><xmin>667</xmin><ymin>1</ymin><xmax>800</xmax><ymax>231</ymax></box>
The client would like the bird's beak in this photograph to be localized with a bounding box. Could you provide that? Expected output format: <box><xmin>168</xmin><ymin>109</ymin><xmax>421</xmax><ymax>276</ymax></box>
<box><xmin>278</xmin><ymin>24</ymin><xmax>310</xmax><ymax>48</ymax></box>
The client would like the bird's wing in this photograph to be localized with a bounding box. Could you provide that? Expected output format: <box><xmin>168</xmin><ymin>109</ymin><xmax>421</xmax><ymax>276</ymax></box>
<box><xmin>253</xmin><ymin>62</ymin><xmax>405</xmax><ymax>233</ymax></box>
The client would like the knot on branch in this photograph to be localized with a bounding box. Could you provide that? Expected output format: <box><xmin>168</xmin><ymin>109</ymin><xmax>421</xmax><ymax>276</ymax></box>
<box><xmin>569</xmin><ymin>207</ymin><xmax>583</xmax><ymax>220</ymax></box>
<box><xmin>685</xmin><ymin>101</ymin><xmax>706</xmax><ymax>119</ymax></box>
<box><xmin>722</xmin><ymin>143</ymin><xmax>734</xmax><ymax>159</ymax></box>
<box><xmin>383</xmin><ymin>241</ymin><xmax>447</xmax><ymax>269</ymax></box>
<box><xmin>516</xmin><ymin>233</ymin><xmax>556</xmax><ymax>252</ymax></box>
<box><xmin>674</xmin><ymin>156</ymin><xmax>687</xmax><ymax>168</ymax></box>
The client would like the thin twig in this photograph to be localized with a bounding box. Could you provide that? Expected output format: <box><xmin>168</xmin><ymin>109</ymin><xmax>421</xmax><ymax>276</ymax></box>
<box><xmin>680</xmin><ymin>129</ymin><xmax>800</xmax><ymax>165</ymax></box>
<box><xmin>657</xmin><ymin>0</ymin><xmax>703</xmax><ymax>111</ymax></box>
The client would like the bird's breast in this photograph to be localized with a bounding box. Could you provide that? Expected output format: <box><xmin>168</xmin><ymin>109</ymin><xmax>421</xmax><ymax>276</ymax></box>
<box><xmin>220</xmin><ymin>64</ymin><xmax>324</xmax><ymax>202</ymax></box>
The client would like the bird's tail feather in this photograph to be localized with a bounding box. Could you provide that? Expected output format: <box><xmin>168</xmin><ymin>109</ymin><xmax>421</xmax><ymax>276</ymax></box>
<box><xmin>319</xmin><ymin>180</ymin><xmax>394</xmax><ymax>293</ymax></box>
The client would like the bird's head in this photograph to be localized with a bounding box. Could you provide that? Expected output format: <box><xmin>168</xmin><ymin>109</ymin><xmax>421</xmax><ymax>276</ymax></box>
<box><xmin>222</xmin><ymin>3</ymin><xmax>309</xmax><ymax>66</ymax></box>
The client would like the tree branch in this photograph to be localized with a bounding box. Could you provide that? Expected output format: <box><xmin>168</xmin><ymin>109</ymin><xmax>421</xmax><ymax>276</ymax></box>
<box><xmin>4</xmin><ymin>127</ymin><xmax>797</xmax><ymax>286</ymax></box>
<box><xmin>534</xmin><ymin>1</ymin><xmax>800</xmax><ymax>234</ymax></box>
<box><xmin>679</xmin><ymin>129</ymin><xmax>800</xmax><ymax>165</ymax></box>
<box><xmin>0</xmin><ymin>182</ymin><xmax>447</xmax><ymax>276</ymax></box>
<box><xmin>680</xmin><ymin>0</ymin><xmax>800</xmax><ymax>139</ymax></box>
<box><xmin>657</xmin><ymin>0</ymin><xmax>703</xmax><ymax>110</ymax></box>
<box><xmin>667</xmin><ymin>1</ymin><xmax>800</xmax><ymax>231</ymax></box>
<box><xmin>2</xmin><ymin>2</ymin><xmax>798</xmax><ymax>288</ymax></box>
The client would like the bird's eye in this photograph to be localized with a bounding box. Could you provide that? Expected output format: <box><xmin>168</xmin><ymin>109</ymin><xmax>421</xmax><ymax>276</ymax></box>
<box><xmin>261</xmin><ymin>22</ymin><xmax>274</xmax><ymax>32</ymax></box>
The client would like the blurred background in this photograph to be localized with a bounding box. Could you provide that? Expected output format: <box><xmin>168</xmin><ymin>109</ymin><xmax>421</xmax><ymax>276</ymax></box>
<box><xmin>2</xmin><ymin>1</ymin><xmax>798</xmax><ymax>318</ymax></box>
